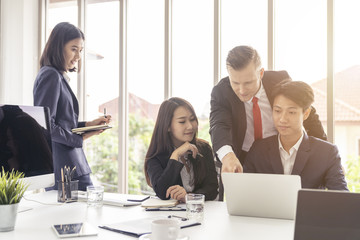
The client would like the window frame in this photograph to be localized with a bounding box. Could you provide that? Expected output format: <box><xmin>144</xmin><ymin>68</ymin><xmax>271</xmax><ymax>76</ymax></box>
<box><xmin>42</xmin><ymin>0</ymin><xmax>336</xmax><ymax>193</ymax></box>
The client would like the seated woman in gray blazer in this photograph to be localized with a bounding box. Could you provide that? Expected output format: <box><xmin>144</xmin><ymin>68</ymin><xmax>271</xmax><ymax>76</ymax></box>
<box><xmin>33</xmin><ymin>22</ymin><xmax>111</xmax><ymax>190</ymax></box>
<box><xmin>145</xmin><ymin>97</ymin><xmax>218</xmax><ymax>201</ymax></box>
<box><xmin>243</xmin><ymin>81</ymin><xmax>348</xmax><ymax>190</ymax></box>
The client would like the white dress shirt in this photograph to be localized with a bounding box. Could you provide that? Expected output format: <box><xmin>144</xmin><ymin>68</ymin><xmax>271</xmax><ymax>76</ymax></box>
<box><xmin>217</xmin><ymin>82</ymin><xmax>278</xmax><ymax>161</ymax></box>
<box><xmin>278</xmin><ymin>132</ymin><xmax>304</xmax><ymax>175</ymax></box>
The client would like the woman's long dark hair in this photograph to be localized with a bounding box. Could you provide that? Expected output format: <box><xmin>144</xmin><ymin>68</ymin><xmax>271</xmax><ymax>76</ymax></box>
<box><xmin>40</xmin><ymin>22</ymin><xmax>84</xmax><ymax>73</ymax></box>
<box><xmin>144</xmin><ymin>97</ymin><xmax>206</xmax><ymax>188</ymax></box>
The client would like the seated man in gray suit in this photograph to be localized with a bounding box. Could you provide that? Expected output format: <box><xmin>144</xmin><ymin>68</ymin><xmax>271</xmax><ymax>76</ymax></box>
<box><xmin>243</xmin><ymin>81</ymin><xmax>348</xmax><ymax>190</ymax></box>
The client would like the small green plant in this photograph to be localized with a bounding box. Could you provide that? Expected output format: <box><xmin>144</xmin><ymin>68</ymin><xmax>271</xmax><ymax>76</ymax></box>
<box><xmin>0</xmin><ymin>168</ymin><xmax>29</xmax><ymax>205</ymax></box>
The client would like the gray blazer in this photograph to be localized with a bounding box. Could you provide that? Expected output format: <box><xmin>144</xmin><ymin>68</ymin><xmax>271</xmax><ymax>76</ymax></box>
<box><xmin>33</xmin><ymin>66</ymin><xmax>91</xmax><ymax>183</ymax></box>
<box><xmin>243</xmin><ymin>133</ymin><xmax>348</xmax><ymax>190</ymax></box>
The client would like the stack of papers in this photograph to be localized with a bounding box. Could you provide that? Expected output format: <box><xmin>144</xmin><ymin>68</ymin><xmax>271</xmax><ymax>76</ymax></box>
<box><xmin>71</xmin><ymin>124</ymin><xmax>112</xmax><ymax>135</ymax></box>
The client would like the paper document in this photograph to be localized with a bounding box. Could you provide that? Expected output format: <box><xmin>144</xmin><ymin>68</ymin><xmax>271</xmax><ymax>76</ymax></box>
<box><xmin>99</xmin><ymin>215</ymin><xmax>201</xmax><ymax>238</ymax></box>
<box><xmin>78</xmin><ymin>192</ymin><xmax>145</xmax><ymax>207</ymax></box>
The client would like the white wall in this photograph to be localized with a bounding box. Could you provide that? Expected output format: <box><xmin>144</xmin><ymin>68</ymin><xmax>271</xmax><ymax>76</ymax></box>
<box><xmin>0</xmin><ymin>0</ymin><xmax>40</xmax><ymax>105</ymax></box>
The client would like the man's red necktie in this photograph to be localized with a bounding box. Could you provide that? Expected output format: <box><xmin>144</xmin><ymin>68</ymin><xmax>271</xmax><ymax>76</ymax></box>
<box><xmin>252</xmin><ymin>97</ymin><xmax>263</xmax><ymax>140</ymax></box>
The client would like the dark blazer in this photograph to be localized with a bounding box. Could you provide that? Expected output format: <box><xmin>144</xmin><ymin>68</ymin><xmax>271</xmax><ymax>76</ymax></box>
<box><xmin>243</xmin><ymin>133</ymin><xmax>348</xmax><ymax>190</ymax></box>
<box><xmin>33</xmin><ymin>66</ymin><xmax>91</xmax><ymax>184</ymax></box>
<box><xmin>146</xmin><ymin>140</ymin><xmax>219</xmax><ymax>200</ymax></box>
<box><xmin>209</xmin><ymin>71</ymin><xmax>327</xmax><ymax>164</ymax></box>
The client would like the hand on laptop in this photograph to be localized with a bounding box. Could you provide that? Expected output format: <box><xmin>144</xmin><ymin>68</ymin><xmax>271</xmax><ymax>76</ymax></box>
<box><xmin>166</xmin><ymin>185</ymin><xmax>186</xmax><ymax>202</ymax></box>
<box><xmin>221</xmin><ymin>152</ymin><xmax>243</xmax><ymax>173</ymax></box>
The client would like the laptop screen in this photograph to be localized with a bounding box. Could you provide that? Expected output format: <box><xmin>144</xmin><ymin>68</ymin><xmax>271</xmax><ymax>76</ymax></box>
<box><xmin>294</xmin><ymin>189</ymin><xmax>360</xmax><ymax>240</ymax></box>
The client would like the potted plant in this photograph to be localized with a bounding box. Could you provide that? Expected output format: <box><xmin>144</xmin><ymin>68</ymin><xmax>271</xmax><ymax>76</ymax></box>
<box><xmin>0</xmin><ymin>167</ymin><xmax>29</xmax><ymax>232</ymax></box>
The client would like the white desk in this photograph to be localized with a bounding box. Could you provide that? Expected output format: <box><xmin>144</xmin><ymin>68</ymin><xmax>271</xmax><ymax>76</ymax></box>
<box><xmin>1</xmin><ymin>191</ymin><xmax>295</xmax><ymax>240</ymax></box>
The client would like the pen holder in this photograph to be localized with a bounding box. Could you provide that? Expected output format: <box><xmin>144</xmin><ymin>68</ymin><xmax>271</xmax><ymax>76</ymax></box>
<box><xmin>57</xmin><ymin>180</ymin><xmax>79</xmax><ymax>203</ymax></box>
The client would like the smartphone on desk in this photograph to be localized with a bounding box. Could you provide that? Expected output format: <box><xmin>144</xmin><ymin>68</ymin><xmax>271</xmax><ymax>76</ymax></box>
<box><xmin>52</xmin><ymin>222</ymin><xmax>98</xmax><ymax>238</ymax></box>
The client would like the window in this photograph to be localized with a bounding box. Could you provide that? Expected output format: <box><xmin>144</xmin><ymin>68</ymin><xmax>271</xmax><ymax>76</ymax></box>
<box><xmin>333</xmin><ymin>0</ymin><xmax>360</xmax><ymax>191</ymax></box>
<box><xmin>84</xmin><ymin>0</ymin><xmax>120</xmax><ymax>192</ymax></box>
<box><xmin>127</xmin><ymin>0</ymin><xmax>164</xmax><ymax>194</ymax></box>
<box><xmin>172</xmin><ymin>0</ymin><xmax>214</xmax><ymax>142</ymax></box>
<box><xmin>44</xmin><ymin>0</ymin><xmax>358</xmax><ymax>193</ymax></box>
<box><xmin>221</xmin><ymin>0</ymin><xmax>268</xmax><ymax>77</ymax></box>
<box><xmin>48</xmin><ymin>0</ymin><xmax>78</xmax><ymax>92</ymax></box>
<box><xmin>274</xmin><ymin>0</ymin><xmax>327</xmax><ymax>83</ymax></box>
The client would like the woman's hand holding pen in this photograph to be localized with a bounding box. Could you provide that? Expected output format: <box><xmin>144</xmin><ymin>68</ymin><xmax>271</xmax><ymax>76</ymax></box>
<box><xmin>85</xmin><ymin>115</ymin><xmax>111</xmax><ymax>127</ymax></box>
<box><xmin>170</xmin><ymin>142</ymin><xmax>199</xmax><ymax>161</ymax></box>
<box><xmin>82</xmin><ymin>115</ymin><xmax>112</xmax><ymax>140</ymax></box>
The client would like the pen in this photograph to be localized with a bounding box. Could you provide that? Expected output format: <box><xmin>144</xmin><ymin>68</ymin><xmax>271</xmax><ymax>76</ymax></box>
<box><xmin>168</xmin><ymin>215</ymin><xmax>188</xmax><ymax>221</ymax></box>
<box><xmin>186</xmin><ymin>150</ymin><xmax>203</xmax><ymax>158</ymax></box>
<box><xmin>145</xmin><ymin>207</ymin><xmax>186</xmax><ymax>211</ymax></box>
<box><xmin>98</xmin><ymin>226</ymin><xmax>146</xmax><ymax>238</ymax></box>
<box><xmin>61</xmin><ymin>168</ymin><xmax>65</xmax><ymax>202</ymax></box>
<box><xmin>104</xmin><ymin>108</ymin><xmax>107</xmax><ymax>118</ymax></box>
<box><xmin>127</xmin><ymin>196</ymin><xmax>150</xmax><ymax>202</ymax></box>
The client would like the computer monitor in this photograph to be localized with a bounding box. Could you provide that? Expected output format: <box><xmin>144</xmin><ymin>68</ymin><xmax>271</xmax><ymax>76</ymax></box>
<box><xmin>0</xmin><ymin>104</ymin><xmax>54</xmax><ymax>190</ymax></box>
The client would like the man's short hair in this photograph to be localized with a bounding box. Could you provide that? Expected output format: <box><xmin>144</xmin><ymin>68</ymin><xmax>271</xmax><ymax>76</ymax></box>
<box><xmin>226</xmin><ymin>45</ymin><xmax>262</xmax><ymax>70</ymax></box>
<box><xmin>271</xmin><ymin>81</ymin><xmax>314</xmax><ymax>111</ymax></box>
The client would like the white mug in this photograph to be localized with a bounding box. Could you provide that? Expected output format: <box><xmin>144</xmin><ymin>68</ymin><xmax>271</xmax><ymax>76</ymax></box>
<box><xmin>151</xmin><ymin>219</ymin><xmax>180</xmax><ymax>240</ymax></box>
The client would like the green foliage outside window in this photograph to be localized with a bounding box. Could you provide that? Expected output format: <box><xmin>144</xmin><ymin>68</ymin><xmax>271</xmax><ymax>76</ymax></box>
<box><xmin>85</xmin><ymin>124</ymin><xmax>118</xmax><ymax>192</ymax></box>
<box><xmin>127</xmin><ymin>113</ymin><xmax>154</xmax><ymax>195</ymax></box>
<box><xmin>86</xmin><ymin>113</ymin><xmax>154</xmax><ymax>194</ymax></box>
<box><xmin>345</xmin><ymin>155</ymin><xmax>360</xmax><ymax>193</ymax></box>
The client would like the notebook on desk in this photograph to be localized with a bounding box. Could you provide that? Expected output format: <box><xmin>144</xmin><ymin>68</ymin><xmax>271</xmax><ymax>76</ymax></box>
<box><xmin>222</xmin><ymin>173</ymin><xmax>301</xmax><ymax>220</ymax></box>
<box><xmin>294</xmin><ymin>189</ymin><xmax>360</xmax><ymax>240</ymax></box>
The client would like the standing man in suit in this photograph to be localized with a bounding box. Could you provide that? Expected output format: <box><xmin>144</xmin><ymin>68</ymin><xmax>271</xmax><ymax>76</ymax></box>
<box><xmin>210</xmin><ymin>46</ymin><xmax>326</xmax><ymax>173</ymax></box>
<box><xmin>243</xmin><ymin>81</ymin><xmax>348</xmax><ymax>190</ymax></box>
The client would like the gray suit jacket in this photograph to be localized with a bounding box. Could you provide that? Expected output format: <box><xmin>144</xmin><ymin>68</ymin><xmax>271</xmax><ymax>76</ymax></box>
<box><xmin>243</xmin><ymin>133</ymin><xmax>348</xmax><ymax>190</ymax></box>
<box><xmin>33</xmin><ymin>66</ymin><xmax>91</xmax><ymax>182</ymax></box>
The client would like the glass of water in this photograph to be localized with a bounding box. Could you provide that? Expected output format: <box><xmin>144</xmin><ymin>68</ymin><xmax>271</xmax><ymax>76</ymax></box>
<box><xmin>86</xmin><ymin>185</ymin><xmax>104</xmax><ymax>208</ymax></box>
<box><xmin>185</xmin><ymin>193</ymin><xmax>205</xmax><ymax>222</ymax></box>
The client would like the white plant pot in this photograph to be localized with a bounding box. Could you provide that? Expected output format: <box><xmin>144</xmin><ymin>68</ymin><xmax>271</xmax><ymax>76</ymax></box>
<box><xmin>0</xmin><ymin>203</ymin><xmax>19</xmax><ymax>232</ymax></box>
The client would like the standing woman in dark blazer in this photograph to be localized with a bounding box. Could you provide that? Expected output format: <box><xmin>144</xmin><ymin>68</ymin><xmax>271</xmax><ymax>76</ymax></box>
<box><xmin>144</xmin><ymin>97</ymin><xmax>218</xmax><ymax>201</ymax></box>
<box><xmin>33</xmin><ymin>22</ymin><xmax>111</xmax><ymax>190</ymax></box>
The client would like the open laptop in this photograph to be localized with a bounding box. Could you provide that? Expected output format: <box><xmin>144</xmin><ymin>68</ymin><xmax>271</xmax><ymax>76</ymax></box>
<box><xmin>294</xmin><ymin>189</ymin><xmax>360</xmax><ymax>240</ymax></box>
<box><xmin>222</xmin><ymin>173</ymin><xmax>301</xmax><ymax>220</ymax></box>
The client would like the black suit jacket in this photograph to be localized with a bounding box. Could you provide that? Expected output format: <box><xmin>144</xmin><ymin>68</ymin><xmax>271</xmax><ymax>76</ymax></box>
<box><xmin>146</xmin><ymin>140</ymin><xmax>219</xmax><ymax>200</ymax></box>
<box><xmin>209</xmin><ymin>71</ymin><xmax>327</xmax><ymax>164</ymax></box>
<box><xmin>243</xmin><ymin>133</ymin><xmax>348</xmax><ymax>190</ymax></box>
